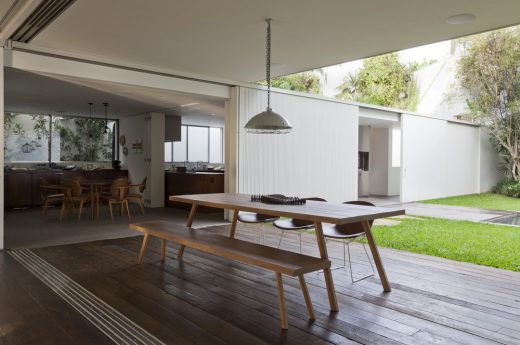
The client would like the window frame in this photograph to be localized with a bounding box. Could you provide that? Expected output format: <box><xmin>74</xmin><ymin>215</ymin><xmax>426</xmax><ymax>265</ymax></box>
<box><xmin>4</xmin><ymin>112</ymin><xmax>119</xmax><ymax>163</ymax></box>
<box><xmin>164</xmin><ymin>124</ymin><xmax>224</xmax><ymax>164</ymax></box>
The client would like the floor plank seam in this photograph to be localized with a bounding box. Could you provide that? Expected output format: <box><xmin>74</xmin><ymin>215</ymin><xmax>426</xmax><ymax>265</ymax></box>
<box><xmin>8</xmin><ymin>249</ymin><xmax>167</xmax><ymax>345</ymax></box>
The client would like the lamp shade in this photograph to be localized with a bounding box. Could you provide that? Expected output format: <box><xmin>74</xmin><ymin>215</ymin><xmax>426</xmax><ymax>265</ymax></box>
<box><xmin>244</xmin><ymin>108</ymin><xmax>292</xmax><ymax>134</ymax></box>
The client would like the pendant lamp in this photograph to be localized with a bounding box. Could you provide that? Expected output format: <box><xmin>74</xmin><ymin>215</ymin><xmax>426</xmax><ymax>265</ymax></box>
<box><xmin>87</xmin><ymin>102</ymin><xmax>93</xmax><ymax>147</ymax></box>
<box><xmin>102</xmin><ymin>102</ymin><xmax>110</xmax><ymax>146</ymax></box>
<box><xmin>244</xmin><ymin>19</ymin><xmax>292</xmax><ymax>134</ymax></box>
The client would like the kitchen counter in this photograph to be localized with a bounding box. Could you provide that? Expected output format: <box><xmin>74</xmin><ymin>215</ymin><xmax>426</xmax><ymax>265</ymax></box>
<box><xmin>165</xmin><ymin>171</ymin><xmax>224</xmax><ymax>212</ymax></box>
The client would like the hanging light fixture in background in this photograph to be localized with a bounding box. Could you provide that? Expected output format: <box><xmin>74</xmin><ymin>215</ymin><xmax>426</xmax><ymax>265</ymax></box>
<box><xmin>244</xmin><ymin>19</ymin><xmax>292</xmax><ymax>134</ymax></box>
<box><xmin>102</xmin><ymin>102</ymin><xmax>110</xmax><ymax>146</ymax></box>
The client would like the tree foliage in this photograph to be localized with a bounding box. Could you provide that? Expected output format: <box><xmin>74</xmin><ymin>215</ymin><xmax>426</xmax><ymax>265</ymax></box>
<box><xmin>257</xmin><ymin>71</ymin><xmax>322</xmax><ymax>94</ymax></box>
<box><xmin>456</xmin><ymin>28</ymin><xmax>520</xmax><ymax>179</ymax></box>
<box><xmin>335</xmin><ymin>53</ymin><xmax>420</xmax><ymax>111</ymax></box>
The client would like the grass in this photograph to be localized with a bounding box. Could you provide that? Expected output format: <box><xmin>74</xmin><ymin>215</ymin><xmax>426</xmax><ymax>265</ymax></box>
<box><xmin>367</xmin><ymin>216</ymin><xmax>520</xmax><ymax>271</ymax></box>
<box><xmin>420</xmin><ymin>192</ymin><xmax>520</xmax><ymax>212</ymax></box>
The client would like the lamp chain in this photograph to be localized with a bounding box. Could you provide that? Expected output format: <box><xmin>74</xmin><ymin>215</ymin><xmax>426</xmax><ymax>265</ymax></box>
<box><xmin>266</xmin><ymin>18</ymin><xmax>271</xmax><ymax>110</ymax></box>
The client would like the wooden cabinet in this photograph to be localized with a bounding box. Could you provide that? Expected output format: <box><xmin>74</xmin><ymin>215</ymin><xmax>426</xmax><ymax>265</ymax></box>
<box><xmin>4</xmin><ymin>170</ymin><xmax>128</xmax><ymax>208</ymax></box>
<box><xmin>165</xmin><ymin>172</ymin><xmax>224</xmax><ymax>212</ymax></box>
<box><xmin>4</xmin><ymin>172</ymin><xmax>33</xmax><ymax>208</ymax></box>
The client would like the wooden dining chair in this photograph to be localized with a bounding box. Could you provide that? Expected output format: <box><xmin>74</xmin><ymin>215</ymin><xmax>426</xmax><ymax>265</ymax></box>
<box><xmin>60</xmin><ymin>179</ymin><xmax>93</xmax><ymax>221</ymax></box>
<box><xmin>40</xmin><ymin>178</ymin><xmax>65</xmax><ymax>216</ymax></box>
<box><xmin>274</xmin><ymin>197</ymin><xmax>327</xmax><ymax>252</ymax></box>
<box><xmin>127</xmin><ymin>177</ymin><xmax>147</xmax><ymax>214</ymax></box>
<box><xmin>100</xmin><ymin>177</ymin><xmax>130</xmax><ymax>220</ymax></box>
<box><xmin>322</xmin><ymin>200</ymin><xmax>375</xmax><ymax>283</ymax></box>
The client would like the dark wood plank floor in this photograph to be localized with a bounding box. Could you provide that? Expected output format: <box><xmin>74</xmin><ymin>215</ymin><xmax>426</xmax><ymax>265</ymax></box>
<box><xmin>1</xmin><ymin>223</ymin><xmax>520</xmax><ymax>345</ymax></box>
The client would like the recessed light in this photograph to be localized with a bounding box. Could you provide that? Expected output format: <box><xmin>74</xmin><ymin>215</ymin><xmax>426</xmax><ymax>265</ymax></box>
<box><xmin>446</xmin><ymin>13</ymin><xmax>476</xmax><ymax>25</ymax></box>
<box><xmin>210</xmin><ymin>113</ymin><xmax>216</xmax><ymax>116</ymax></box>
<box><xmin>180</xmin><ymin>102</ymin><xmax>199</xmax><ymax>107</ymax></box>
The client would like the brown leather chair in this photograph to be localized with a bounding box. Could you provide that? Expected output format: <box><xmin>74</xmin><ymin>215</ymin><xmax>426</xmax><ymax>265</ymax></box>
<box><xmin>274</xmin><ymin>197</ymin><xmax>327</xmax><ymax>252</ymax></box>
<box><xmin>60</xmin><ymin>179</ymin><xmax>93</xmax><ymax>221</ymax></box>
<box><xmin>322</xmin><ymin>200</ymin><xmax>375</xmax><ymax>283</ymax></box>
<box><xmin>100</xmin><ymin>177</ymin><xmax>130</xmax><ymax>220</ymax></box>
<box><xmin>127</xmin><ymin>177</ymin><xmax>147</xmax><ymax>214</ymax></box>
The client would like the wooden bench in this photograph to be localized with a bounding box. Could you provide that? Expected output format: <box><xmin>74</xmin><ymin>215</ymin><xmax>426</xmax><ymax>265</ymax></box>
<box><xmin>130</xmin><ymin>221</ymin><xmax>331</xmax><ymax>329</ymax></box>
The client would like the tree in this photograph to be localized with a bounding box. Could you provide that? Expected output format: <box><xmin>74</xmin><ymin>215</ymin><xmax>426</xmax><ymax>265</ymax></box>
<box><xmin>335</xmin><ymin>53</ymin><xmax>420</xmax><ymax>111</ymax></box>
<box><xmin>456</xmin><ymin>28</ymin><xmax>520</xmax><ymax>179</ymax></box>
<box><xmin>257</xmin><ymin>71</ymin><xmax>322</xmax><ymax>94</ymax></box>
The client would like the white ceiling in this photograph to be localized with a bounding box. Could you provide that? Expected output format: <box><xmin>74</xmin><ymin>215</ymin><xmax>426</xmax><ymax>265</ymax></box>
<box><xmin>28</xmin><ymin>0</ymin><xmax>520</xmax><ymax>82</ymax></box>
<box><xmin>4</xmin><ymin>68</ymin><xmax>226</xmax><ymax>118</ymax></box>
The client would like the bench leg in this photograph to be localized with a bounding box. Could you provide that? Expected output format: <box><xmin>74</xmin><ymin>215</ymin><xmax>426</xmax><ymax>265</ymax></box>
<box><xmin>161</xmin><ymin>239</ymin><xmax>167</xmax><ymax>262</ymax></box>
<box><xmin>298</xmin><ymin>275</ymin><xmax>316</xmax><ymax>321</ymax></box>
<box><xmin>178</xmin><ymin>203</ymin><xmax>198</xmax><ymax>259</ymax></box>
<box><xmin>275</xmin><ymin>272</ymin><xmax>288</xmax><ymax>330</ymax></box>
<box><xmin>138</xmin><ymin>233</ymin><xmax>149</xmax><ymax>264</ymax></box>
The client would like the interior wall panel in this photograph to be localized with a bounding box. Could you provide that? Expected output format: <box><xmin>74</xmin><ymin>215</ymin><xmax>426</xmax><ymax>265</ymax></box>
<box><xmin>237</xmin><ymin>87</ymin><xmax>358</xmax><ymax>203</ymax></box>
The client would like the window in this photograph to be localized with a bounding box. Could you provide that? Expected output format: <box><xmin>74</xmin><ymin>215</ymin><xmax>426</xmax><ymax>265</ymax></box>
<box><xmin>187</xmin><ymin>126</ymin><xmax>209</xmax><ymax>162</ymax></box>
<box><xmin>4</xmin><ymin>113</ymin><xmax>50</xmax><ymax>162</ymax></box>
<box><xmin>164</xmin><ymin>125</ymin><xmax>223</xmax><ymax>163</ymax></box>
<box><xmin>164</xmin><ymin>142</ymin><xmax>173</xmax><ymax>162</ymax></box>
<box><xmin>4</xmin><ymin>112</ymin><xmax>118</xmax><ymax>163</ymax></box>
<box><xmin>209</xmin><ymin>127</ymin><xmax>223</xmax><ymax>163</ymax></box>
<box><xmin>173</xmin><ymin>125</ymin><xmax>187</xmax><ymax>162</ymax></box>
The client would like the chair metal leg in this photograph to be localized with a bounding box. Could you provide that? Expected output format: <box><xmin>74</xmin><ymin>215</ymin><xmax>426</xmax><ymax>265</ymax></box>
<box><xmin>277</xmin><ymin>231</ymin><xmax>285</xmax><ymax>248</ymax></box>
<box><xmin>347</xmin><ymin>239</ymin><xmax>375</xmax><ymax>283</ymax></box>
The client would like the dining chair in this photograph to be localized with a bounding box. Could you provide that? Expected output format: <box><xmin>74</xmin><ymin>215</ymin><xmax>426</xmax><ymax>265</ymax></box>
<box><xmin>40</xmin><ymin>178</ymin><xmax>65</xmax><ymax>216</ymax></box>
<box><xmin>100</xmin><ymin>177</ymin><xmax>131</xmax><ymax>220</ymax></box>
<box><xmin>237</xmin><ymin>194</ymin><xmax>285</xmax><ymax>243</ymax></box>
<box><xmin>322</xmin><ymin>200</ymin><xmax>375</xmax><ymax>283</ymax></box>
<box><xmin>60</xmin><ymin>179</ymin><xmax>93</xmax><ymax>221</ymax></box>
<box><xmin>127</xmin><ymin>177</ymin><xmax>147</xmax><ymax>214</ymax></box>
<box><xmin>274</xmin><ymin>197</ymin><xmax>327</xmax><ymax>252</ymax></box>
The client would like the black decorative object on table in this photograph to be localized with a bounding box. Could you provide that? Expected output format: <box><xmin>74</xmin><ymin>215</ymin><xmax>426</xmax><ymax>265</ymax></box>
<box><xmin>250</xmin><ymin>194</ymin><xmax>306</xmax><ymax>205</ymax></box>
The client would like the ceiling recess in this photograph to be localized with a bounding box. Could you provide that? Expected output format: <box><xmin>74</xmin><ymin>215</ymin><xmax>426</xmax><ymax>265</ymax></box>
<box><xmin>9</xmin><ymin>0</ymin><xmax>76</xmax><ymax>43</ymax></box>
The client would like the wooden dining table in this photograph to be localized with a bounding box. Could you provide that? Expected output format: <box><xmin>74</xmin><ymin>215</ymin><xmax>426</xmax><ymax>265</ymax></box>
<box><xmin>79</xmin><ymin>180</ymin><xmax>113</xmax><ymax>219</ymax></box>
<box><xmin>170</xmin><ymin>193</ymin><xmax>405</xmax><ymax>312</ymax></box>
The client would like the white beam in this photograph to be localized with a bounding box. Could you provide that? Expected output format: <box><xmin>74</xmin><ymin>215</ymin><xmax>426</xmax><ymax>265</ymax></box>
<box><xmin>4</xmin><ymin>49</ymin><xmax>230</xmax><ymax>99</ymax></box>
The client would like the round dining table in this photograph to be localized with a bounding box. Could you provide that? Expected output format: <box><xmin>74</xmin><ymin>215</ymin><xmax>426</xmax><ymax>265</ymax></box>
<box><xmin>79</xmin><ymin>180</ymin><xmax>112</xmax><ymax>219</ymax></box>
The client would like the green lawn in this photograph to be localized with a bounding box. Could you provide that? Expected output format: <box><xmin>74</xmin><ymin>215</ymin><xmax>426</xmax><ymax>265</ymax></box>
<box><xmin>367</xmin><ymin>216</ymin><xmax>520</xmax><ymax>271</ymax></box>
<box><xmin>420</xmin><ymin>192</ymin><xmax>520</xmax><ymax>212</ymax></box>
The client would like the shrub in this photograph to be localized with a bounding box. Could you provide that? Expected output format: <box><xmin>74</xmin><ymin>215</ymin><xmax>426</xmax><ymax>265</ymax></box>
<box><xmin>494</xmin><ymin>179</ymin><xmax>520</xmax><ymax>197</ymax></box>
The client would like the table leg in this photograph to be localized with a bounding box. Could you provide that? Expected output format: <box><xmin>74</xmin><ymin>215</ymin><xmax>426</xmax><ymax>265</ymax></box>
<box><xmin>314</xmin><ymin>221</ymin><xmax>339</xmax><ymax>312</ymax></box>
<box><xmin>229</xmin><ymin>210</ymin><xmax>239</xmax><ymax>239</ymax></box>
<box><xmin>362</xmin><ymin>220</ymin><xmax>391</xmax><ymax>292</ymax></box>
<box><xmin>178</xmin><ymin>203</ymin><xmax>198</xmax><ymax>259</ymax></box>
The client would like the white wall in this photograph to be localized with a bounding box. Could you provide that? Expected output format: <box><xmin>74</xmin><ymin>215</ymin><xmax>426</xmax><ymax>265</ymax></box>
<box><xmin>387</xmin><ymin>128</ymin><xmax>401</xmax><ymax>196</ymax></box>
<box><xmin>119</xmin><ymin>112</ymin><xmax>165</xmax><ymax>208</ymax></box>
<box><xmin>479</xmin><ymin>128</ymin><xmax>502</xmax><ymax>192</ymax></box>
<box><xmin>147</xmin><ymin>113</ymin><xmax>165</xmax><ymax>207</ymax></box>
<box><xmin>120</xmin><ymin>114</ymin><xmax>147</xmax><ymax>184</ymax></box>
<box><xmin>358</xmin><ymin>126</ymin><xmax>370</xmax><ymax>151</ymax></box>
<box><xmin>237</xmin><ymin>87</ymin><xmax>358</xmax><ymax>203</ymax></box>
<box><xmin>401</xmin><ymin>114</ymin><xmax>480</xmax><ymax>202</ymax></box>
<box><xmin>445</xmin><ymin>122</ymin><xmax>479</xmax><ymax>196</ymax></box>
<box><xmin>369</xmin><ymin>128</ymin><xmax>389</xmax><ymax>195</ymax></box>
